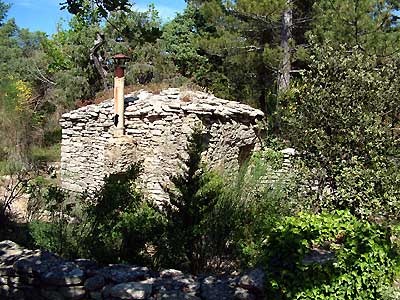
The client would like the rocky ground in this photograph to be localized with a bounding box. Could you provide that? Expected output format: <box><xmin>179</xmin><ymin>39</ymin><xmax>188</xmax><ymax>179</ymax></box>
<box><xmin>0</xmin><ymin>240</ymin><xmax>265</xmax><ymax>300</ymax></box>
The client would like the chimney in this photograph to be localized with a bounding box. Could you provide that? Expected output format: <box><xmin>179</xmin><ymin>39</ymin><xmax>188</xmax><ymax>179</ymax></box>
<box><xmin>112</xmin><ymin>53</ymin><xmax>130</xmax><ymax>137</ymax></box>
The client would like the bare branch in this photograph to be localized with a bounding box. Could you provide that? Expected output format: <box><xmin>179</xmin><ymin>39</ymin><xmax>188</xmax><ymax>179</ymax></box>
<box><xmin>34</xmin><ymin>65</ymin><xmax>56</xmax><ymax>85</ymax></box>
<box><xmin>90</xmin><ymin>32</ymin><xmax>109</xmax><ymax>90</ymax></box>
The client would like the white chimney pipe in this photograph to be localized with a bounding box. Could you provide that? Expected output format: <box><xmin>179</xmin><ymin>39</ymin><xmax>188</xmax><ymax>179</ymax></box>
<box><xmin>112</xmin><ymin>53</ymin><xmax>129</xmax><ymax>137</ymax></box>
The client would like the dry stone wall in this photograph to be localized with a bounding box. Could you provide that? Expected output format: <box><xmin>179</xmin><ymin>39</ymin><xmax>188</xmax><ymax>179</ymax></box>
<box><xmin>60</xmin><ymin>88</ymin><xmax>264</xmax><ymax>202</ymax></box>
<box><xmin>0</xmin><ymin>240</ymin><xmax>265</xmax><ymax>300</ymax></box>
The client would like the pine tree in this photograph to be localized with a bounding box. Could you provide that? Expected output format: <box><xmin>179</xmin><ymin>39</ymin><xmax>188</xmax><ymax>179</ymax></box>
<box><xmin>0</xmin><ymin>0</ymin><xmax>10</xmax><ymax>26</ymax></box>
<box><xmin>312</xmin><ymin>0</ymin><xmax>400</xmax><ymax>56</ymax></box>
<box><xmin>182</xmin><ymin>0</ymin><xmax>314</xmax><ymax>112</ymax></box>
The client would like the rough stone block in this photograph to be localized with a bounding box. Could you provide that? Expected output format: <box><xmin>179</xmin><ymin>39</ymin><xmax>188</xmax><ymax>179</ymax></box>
<box><xmin>41</xmin><ymin>262</ymin><xmax>84</xmax><ymax>286</ymax></box>
<box><xmin>84</xmin><ymin>275</ymin><xmax>105</xmax><ymax>291</ymax></box>
<box><xmin>90</xmin><ymin>290</ymin><xmax>103</xmax><ymax>300</ymax></box>
<box><xmin>234</xmin><ymin>287</ymin><xmax>255</xmax><ymax>300</ymax></box>
<box><xmin>110</xmin><ymin>282</ymin><xmax>152</xmax><ymax>299</ymax></box>
<box><xmin>59</xmin><ymin>286</ymin><xmax>86</xmax><ymax>299</ymax></box>
<box><xmin>238</xmin><ymin>268</ymin><xmax>265</xmax><ymax>295</ymax></box>
<box><xmin>41</xmin><ymin>288</ymin><xmax>65</xmax><ymax>300</ymax></box>
<box><xmin>160</xmin><ymin>269</ymin><xmax>184</xmax><ymax>279</ymax></box>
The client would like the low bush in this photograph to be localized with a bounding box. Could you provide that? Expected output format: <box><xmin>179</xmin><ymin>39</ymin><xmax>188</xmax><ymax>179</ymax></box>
<box><xmin>261</xmin><ymin>210</ymin><xmax>398</xmax><ymax>299</ymax></box>
<box><xmin>158</xmin><ymin>140</ymin><xmax>308</xmax><ymax>273</ymax></box>
<box><xmin>84</xmin><ymin>164</ymin><xmax>166</xmax><ymax>265</ymax></box>
<box><xmin>160</xmin><ymin>127</ymin><xmax>225</xmax><ymax>273</ymax></box>
<box><xmin>215</xmin><ymin>147</ymin><xmax>309</xmax><ymax>267</ymax></box>
<box><xmin>27</xmin><ymin>132</ymin><xmax>345</xmax><ymax>279</ymax></box>
<box><xmin>29</xmin><ymin>185</ymin><xmax>85</xmax><ymax>258</ymax></box>
<box><xmin>30</xmin><ymin>144</ymin><xmax>61</xmax><ymax>163</ymax></box>
<box><xmin>29</xmin><ymin>163</ymin><xmax>165</xmax><ymax>265</ymax></box>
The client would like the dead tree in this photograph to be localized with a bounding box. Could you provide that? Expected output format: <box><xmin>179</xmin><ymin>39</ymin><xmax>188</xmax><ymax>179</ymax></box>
<box><xmin>90</xmin><ymin>32</ymin><xmax>109</xmax><ymax>90</ymax></box>
<box><xmin>278</xmin><ymin>0</ymin><xmax>293</xmax><ymax>95</ymax></box>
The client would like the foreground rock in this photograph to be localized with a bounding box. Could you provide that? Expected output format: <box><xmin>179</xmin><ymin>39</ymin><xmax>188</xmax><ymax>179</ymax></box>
<box><xmin>0</xmin><ymin>240</ymin><xmax>265</xmax><ymax>300</ymax></box>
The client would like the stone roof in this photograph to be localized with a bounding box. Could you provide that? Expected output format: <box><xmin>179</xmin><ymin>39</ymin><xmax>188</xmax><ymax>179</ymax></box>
<box><xmin>61</xmin><ymin>88</ymin><xmax>264</xmax><ymax>121</ymax></box>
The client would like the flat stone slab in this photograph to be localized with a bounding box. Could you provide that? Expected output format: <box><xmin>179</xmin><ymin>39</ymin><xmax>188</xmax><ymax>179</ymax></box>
<box><xmin>96</xmin><ymin>265</ymin><xmax>150</xmax><ymax>283</ymax></box>
<box><xmin>238</xmin><ymin>268</ymin><xmax>265</xmax><ymax>295</ymax></box>
<box><xmin>234</xmin><ymin>287</ymin><xmax>255</xmax><ymax>300</ymax></box>
<box><xmin>84</xmin><ymin>275</ymin><xmax>105</xmax><ymax>291</ymax></box>
<box><xmin>110</xmin><ymin>282</ymin><xmax>153</xmax><ymax>299</ymax></box>
<box><xmin>155</xmin><ymin>290</ymin><xmax>201</xmax><ymax>300</ymax></box>
<box><xmin>200</xmin><ymin>276</ymin><xmax>235</xmax><ymax>300</ymax></box>
<box><xmin>13</xmin><ymin>250</ymin><xmax>63</xmax><ymax>275</ymax></box>
<box><xmin>160</xmin><ymin>269</ymin><xmax>184</xmax><ymax>279</ymax></box>
<box><xmin>59</xmin><ymin>286</ymin><xmax>86</xmax><ymax>299</ymax></box>
<box><xmin>41</xmin><ymin>262</ymin><xmax>84</xmax><ymax>286</ymax></box>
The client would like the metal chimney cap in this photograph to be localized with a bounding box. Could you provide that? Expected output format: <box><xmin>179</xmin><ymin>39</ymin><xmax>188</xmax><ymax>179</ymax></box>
<box><xmin>112</xmin><ymin>53</ymin><xmax>130</xmax><ymax>60</ymax></box>
<box><xmin>112</xmin><ymin>53</ymin><xmax>130</xmax><ymax>74</ymax></box>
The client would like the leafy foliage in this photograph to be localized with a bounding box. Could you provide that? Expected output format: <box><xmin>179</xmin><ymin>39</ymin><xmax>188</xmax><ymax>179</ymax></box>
<box><xmin>284</xmin><ymin>43</ymin><xmax>400</xmax><ymax>220</ymax></box>
<box><xmin>160</xmin><ymin>6</ymin><xmax>207</xmax><ymax>78</ymax></box>
<box><xmin>29</xmin><ymin>163</ymin><xmax>166</xmax><ymax>264</ymax></box>
<box><xmin>214</xmin><ymin>147</ymin><xmax>311</xmax><ymax>267</ymax></box>
<box><xmin>83</xmin><ymin>163</ymin><xmax>165</xmax><ymax>264</ymax></box>
<box><xmin>60</xmin><ymin>0</ymin><xmax>132</xmax><ymax>22</ymax></box>
<box><xmin>178</xmin><ymin>0</ymin><xmax>315</xmax><ymax>112</ymax></box>
<box><xmin>0</xmin><ymin>2</ymin><xmax>61</xmax><ymax>166</ymax></box>
<box><xmin>0</xmin><ymin>0</ymin><xmax>9</xmax><ymax>26</ymax></box>
<box><xmin>262</xmin><ymin>210</ymin><xmax>398</xmax><ymax>299</ymax></box>
<box><xmin>29</xmin><ymin>186</ymin><xmax>83</xmax><ymax>257</ymax></box>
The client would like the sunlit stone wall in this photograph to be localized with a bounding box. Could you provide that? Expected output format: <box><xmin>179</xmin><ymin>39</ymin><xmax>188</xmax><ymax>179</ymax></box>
<box><xmin>60</xmin><ymin>88</ymin><xmax>264</xmax><ymax>202</ymax></box>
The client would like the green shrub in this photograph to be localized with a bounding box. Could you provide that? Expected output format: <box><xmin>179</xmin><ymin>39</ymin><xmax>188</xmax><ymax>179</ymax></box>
<box><xmin>30</xmin><ymin>144</ymin><xmax>61</xmax><ymax>163</ymax></box>
<box><xmin>262</xmin><ymin>210</ymin><xmax>398</xmax><ymax>299</ymax></box>
<box><xmin>112</xmin><ymin>202</ymin><xmax>167</xmax><ymax>266</ymax></box>
<box><xmin>28</xmin><ymin>163</ymin><xmax>166</xmax><ymax>265</ymax></box>
<box><xmin>26</xmin><ymin>135</ymin><xmax>318</xmax><ymax>274</ymax></box>
<box><xmin>214</xmin><ymin>147</ymin><xmax>309</xmax><ymax>267</ymax></box>
<box><xmin>29</xmin><ymin>185</ymin><xmax>85</xmax><ymax>258</ymax></box>
<box><xmin>159</xmin><ymin>142</ymin><xmax>306</xmax><ymax>272</ymax></box>
<box><xmin>283</xmin><ymin>43</ymin><xmax>400</xmax><ymax>221</ymax></box>
<box><xmin>161</xmin><ymin>127</ymin><xmax>225</xmax><ymax>273</ymax></box>
<box><xmin>30</xmin><ymin>221</ymin><xmax>60</xmax><ymax>253</ymax></box>
<box><xmin>29</xmin><ymin>220</ymin><xmax>84</xmax><ymax>258</ymax></box>
<box><xmin>43</xmin><ymin>127</ymin><xmax>62</xmax><ymax>147</ymax></box>
<box><xmin>82</xmin><ymin>163</ymin><xmax>167</xmax><ymax>266</ymax></box>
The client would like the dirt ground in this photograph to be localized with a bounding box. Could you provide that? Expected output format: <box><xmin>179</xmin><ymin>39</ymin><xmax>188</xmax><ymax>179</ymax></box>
<box><xmin>0</xmin><ymin>183</ymin><xmax>30</xmax><ymax>222</ymax></box>
<box><xmin>1</xmin><ymin>162</ymin><xmax>60</xmax><ymax>223</ymax></box>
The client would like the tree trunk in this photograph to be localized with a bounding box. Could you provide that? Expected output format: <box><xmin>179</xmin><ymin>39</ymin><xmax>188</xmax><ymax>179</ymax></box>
<box><xmin>90</xmin><ymin>32</ymin><xmax>109</xmax><ymax>90</ymax></box>
<box><xmin>278</xmin><ymin>0</ymin><xmax>292</xmax><ymax>95</ymax></box>
<box><xmin>258</xmin><ymin>64</ymin><xmax>267</xmax><ymax>113</ymax></box>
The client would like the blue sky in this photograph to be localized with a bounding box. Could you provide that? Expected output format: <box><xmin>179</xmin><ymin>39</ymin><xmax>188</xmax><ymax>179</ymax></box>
<box><xmin>3</xmin><ymin>0</ymin><xmax>186</xmax><ymax>35</ymax></box>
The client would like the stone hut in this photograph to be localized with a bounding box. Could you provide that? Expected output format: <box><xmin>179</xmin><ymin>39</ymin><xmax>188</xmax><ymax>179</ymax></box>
<box><xmin>60</xmin><ymin>88</ymin><xmax>264</xmax><ymax>202</ymax></box>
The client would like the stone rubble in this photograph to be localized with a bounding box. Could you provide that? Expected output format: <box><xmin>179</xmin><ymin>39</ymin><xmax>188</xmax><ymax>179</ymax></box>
<box><xmin>60</xmin><ymin>88</ymin><xmax>264</xmax><ymax>203</ymax></box>
<box><xmin>0</xmin><ymin>240</ymin><xmax>265</xmax><ymax>300</ymax></box>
